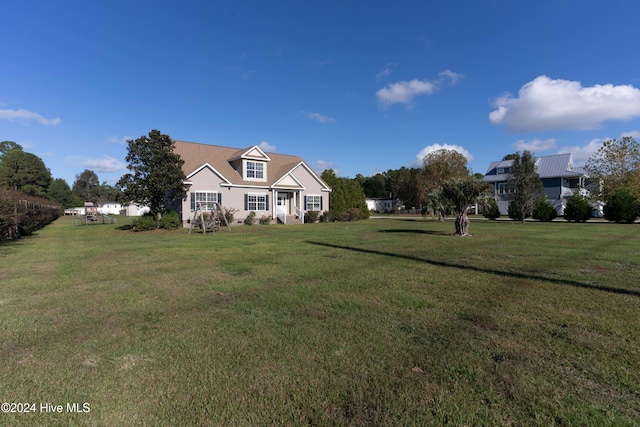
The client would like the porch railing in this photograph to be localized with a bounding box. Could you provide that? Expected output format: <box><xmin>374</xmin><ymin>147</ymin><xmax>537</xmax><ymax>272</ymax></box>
<box><xmin>295</xmin><ymin>206</ymin><xmax>304</xmax><ymax>224</ymax></box>
<box><xmin>276</xmin><ymin>206</ymin><xmax>286</xmax><ymax>224</ymax></box>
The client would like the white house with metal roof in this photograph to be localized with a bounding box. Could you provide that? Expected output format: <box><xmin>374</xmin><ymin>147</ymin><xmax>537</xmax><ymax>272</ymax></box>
<box><xmin>483</xmin><ymin>153</ymin><xmax>589</xmax><ymax>215</ymax></box>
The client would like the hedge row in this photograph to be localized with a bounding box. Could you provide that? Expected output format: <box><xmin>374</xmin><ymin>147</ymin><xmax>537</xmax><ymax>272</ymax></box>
<box><xmin>0</xmin><ymin>190</ymin><xmax>61</xmax><ymax>240</ymax></box>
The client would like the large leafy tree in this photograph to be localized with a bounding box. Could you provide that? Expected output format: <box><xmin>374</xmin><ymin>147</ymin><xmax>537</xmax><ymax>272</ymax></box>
<box><xmin>0</xmin><ymin>141</ymin><xmax>23</xmax><ymax>157</ymax></box>
<box><xmin>117</xmin><ymin>130</ymin><xmax>187</xmax><ymax>217</ymax></box>
<box><xmin>72</xmin><ymin>169</ymin><xmax>100</xmax><ymax>202</ymax></box>
<box><xmin>585</xmin><ymin>136</ymin><xmax>640</xmax><ymax>200</ymax></box>
<box><xmin>321</xmin><ymin>169</ymin><xmax>369</xmax><ymax>220</ymax></box>
<box><xmin>440</xmin><ymin>176</ymin><xmax>490</xmax><ymax>236</ymax></box>
<box><xmin>0</xmin><ymin>147</ymin><xmax>52</xmax><ymax>197</ymax></box>
<box><xmin>417</xmin><ymin>149</ymin><xmax>469</xmax><ymax>218</ymax></box>
<box><xmin>507</xmin><ymin>150</ymin><xmax>543</xmax><ymax>223</ymax></box>
<box><xmin>48</xmin><ymin>178</ymin><xmax>75</xmax><ymax>208</ymax></box>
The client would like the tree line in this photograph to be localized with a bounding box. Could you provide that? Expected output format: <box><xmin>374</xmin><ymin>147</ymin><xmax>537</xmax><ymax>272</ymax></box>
<box><xmin>2</xmin><ymin>131</ymin><xmax>638</xmax><ymax>237</ymax></box>
<box><xmin>0</xmin><ymin>140</ymin><xmax>121</xmax><ymax>209</ymax></box>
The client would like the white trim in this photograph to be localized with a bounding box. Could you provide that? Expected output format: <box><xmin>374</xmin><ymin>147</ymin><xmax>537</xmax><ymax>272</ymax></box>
<box><xmin>231</xmin><ymin>145</ymin><xmax>272</xmax><ymax>162</ymax></box>
<box><xmin>186</xmin><ymin>163</ymin><xmax>232</xmax><ymax>185</ymax></box>
<box><xmin>281</xmin><ymin>161</ymin><xmax>332</xmax><ymax>192</ymax></box>
<box><xmin>272</xmin><ymin>171</ymin><xmax>305</xmax><ymax>189</ymax></box>
<box><xmin>243</xmin><ymin>159</ymin><xmax>267</xmax><ymax>182</ymax></box>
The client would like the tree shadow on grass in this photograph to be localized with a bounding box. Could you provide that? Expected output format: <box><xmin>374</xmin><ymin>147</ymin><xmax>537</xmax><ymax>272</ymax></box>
<box><xmin>379</xmin><ymin>229</ymin><xmax>451</xmax><ymax>236</ymax></box>
<box><xmin>305</xmin><ymin>240</ymin><xmax>640</xmax><ymax>298</ymax></box>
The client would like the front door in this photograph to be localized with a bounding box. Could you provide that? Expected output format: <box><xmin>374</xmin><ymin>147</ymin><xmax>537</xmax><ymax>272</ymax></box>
<box><xmin>277</xmin><ymin>193</ymin><xmax>289</xmax><ymax>214</ymax></box>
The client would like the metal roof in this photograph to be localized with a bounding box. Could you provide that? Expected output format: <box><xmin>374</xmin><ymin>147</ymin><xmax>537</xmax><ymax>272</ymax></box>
<box><xmin>483</xmin><ymin>153</ymin><xmax>586</xmax><ymax>182</ymax></box>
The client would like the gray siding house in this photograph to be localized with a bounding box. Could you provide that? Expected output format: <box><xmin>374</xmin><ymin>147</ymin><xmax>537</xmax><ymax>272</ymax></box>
<box><xmin>173</xmin><ymin>140</ymin><xmax>331</xmax><ymax>226</ymax></box>
<box><xmin>483</xmin><ymin>153</ymin><xmax>588</xmax><ymax>215</ymax></box>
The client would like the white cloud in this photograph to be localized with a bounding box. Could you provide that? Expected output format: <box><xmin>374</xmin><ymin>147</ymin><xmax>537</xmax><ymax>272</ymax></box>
<box><xmin>414</xmin><ymin>143</ymin><xmax>474</xmax><ymax>167</ymax></box>
<box><xmin>622</xmin><ymin>130</ymin><xmax>640</xmax><ymax>139</ymax></box>
<box><xmin>376</xmin><ymin>70</ymin><xmax>463</xmax><ymax>107</ymax></box>
<box><xmin>376</xmin><ymin>63</ymin><xmax>396</xmax><ymax>81</ymax></box>
<box><xmin>0</xmin><ymin>108</ymin><xmax>61</xmax><ymax>126</ymax></box>
<box><xmin>106</xmin><ymin>135</ymin><xmax>133</xmax><ymax>145</ymax></box>
<box><xmin>68</xmin><ymin>155</ymin><xmax>126</xmax><ymax>173</ymax></box>
<box><xmin>302</xmin><ymin>111</ymin><xmax>336</xmax><ymax>123</ymax></box>
<box><xmin>558</xmin><ymin>139</ymin><xmax>603</xmax><ymax>164</ymax></box>
<box><xmin>314</xmin><ymin>160</ymin><xmax>340</xmax><ymax>175</ymax></box>
<box><xmin>376</xmin><ymin>79</ymin><xmax>436</xmax><ymax>107</ymax></box>
<box><xmin>489</xmin><ymin>76</ymin><xmax>640</xmax><ymax>132</ymax></box>
<box><xmin>258</xmin><ymin>140</ymin><xmax>276</xmax><ymax>152</ymax></box>
<box><xmin>439</xmin><ymin>69</ymin><xmax>464</xmax><ymax>85</ymax></box>
<box><xmin>512</xmin><ymin>138</ymin><xmax>557</xmax><ymax>152</ymax></box>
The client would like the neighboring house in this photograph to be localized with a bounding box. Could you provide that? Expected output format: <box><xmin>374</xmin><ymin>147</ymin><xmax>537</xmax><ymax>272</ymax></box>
<box><xmin>172</xmin><ymin>140</ymin><xmax>332</xmax><ymax>226</ymax></box>
<box><xmin>483</xmin><ymin>153</ymin><xmax>588</xmax><ymax>215</ymax></box>
<box><xmin>122</xmin><ymin>203</ymin><xmax>150</xmax><ymax>217</ymax></box>
<box><xmin>98</xmin><ymin>202</ymin><xmax>122</xmax><ymax>215</ymax></box>
<box><xmin>366</xmin><ymin>197</ymin><xmax>401</xmax><ymax>213</ymax></box>
<box><xmin>64</xmin><ymin>207</ymin><xmax>85</xmax><ymax>216</ymax></box>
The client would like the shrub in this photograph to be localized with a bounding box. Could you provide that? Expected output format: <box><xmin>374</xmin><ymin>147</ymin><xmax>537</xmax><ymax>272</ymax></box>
<box><xmin>259</xmin><ymin>215</ymin><xmax>271</xmax><ymax>225</ymax></box>
<box><xmin>564</xmin><ymin>194</ymin><xmax>592</xmax><ymax>222</ymax></box>
<box><xmin>159</xmin><ymin>210</ymin><xmax>181</xmax><ymax>230</ymax></box>
<box><xmin>532</xmin><ymin>198</ymin><xmax>557</xmax><ymax>222</ymax></box>
<box><xmin>483</xmin><ymin>198</ymin><xmax>501</xmax><ymax>220</ymax></box>
<box><xmin>319</xmin><ymin>211</ymin><xmax>331</xmax><ymax>223</ymax></box>
<box><xmin>507</xmin><ymin>200</ymin><xmax>530</xmax><ymax>221</ymax></box>
<box><xmin>220</xmin><ymin>207</ymin><xmax>237</xmax><ymax>225</ymax></box>
<box><xmin>304</xmin><ymin>210</ymin><xmax>319</xmax><ymax>223</ymax></box>
<box><xmin>131</xmin><ymin>215</ymin><xmax>158</xmax><ymax>231</ymax></box>
<box><xmin>604</xmin><ymin>188</ymin><xmax>639</xmax><ymax>223</ymax></box>
<box><xmin>244</xmin><ymin>212</ymin><xmax>256</xmax><ymax>225</ymax></box>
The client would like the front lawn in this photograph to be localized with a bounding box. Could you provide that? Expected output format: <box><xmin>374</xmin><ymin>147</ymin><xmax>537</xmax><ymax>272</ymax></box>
<box><xmin>1</xmin><ymin>217</ymin><xmax>639</xmax><ymax>425</ymax></box>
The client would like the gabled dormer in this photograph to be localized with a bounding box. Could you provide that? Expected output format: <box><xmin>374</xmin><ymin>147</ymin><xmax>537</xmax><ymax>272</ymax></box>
<box><xmin>229</xmin><ymin>145</ymin><xmax>271</xmax><ymax>183</ymax></box>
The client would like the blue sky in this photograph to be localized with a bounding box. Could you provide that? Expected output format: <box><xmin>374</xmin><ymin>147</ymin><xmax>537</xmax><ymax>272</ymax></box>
<box><xmin>2</xmin><ymin>1</ymin><xmax>640</xmax><ymax>186</ymax></box>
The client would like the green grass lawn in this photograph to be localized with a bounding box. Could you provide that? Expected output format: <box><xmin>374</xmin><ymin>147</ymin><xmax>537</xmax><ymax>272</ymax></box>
<box><xmin>1</xmin><ymin>216</ymin><xmax>639</xmax><ymax>426</ymax></box>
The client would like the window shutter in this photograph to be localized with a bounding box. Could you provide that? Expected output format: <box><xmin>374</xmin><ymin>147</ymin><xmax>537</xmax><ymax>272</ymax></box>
<box><xmin>244</xmin><ymin>194</ymin><xmax>248</xmax><ymax>211</ymax></box>
<box><xmin>304</xmin><ymin>196</ymin><xmax>307</xmax><ymax>210</ymax></box>
<box><xmin>190</xmin><ymin>192</ymin><xmax>195</xmax><ymax>210</ymax></box>
<box><xmin>265</xmin><ymin>195</ymin><xmax>269</xmax><ymax>211</ymax></box>
<box><xmin>320</xmin><ymin>196</ymin><xmax>323</xmax><ymax>211</ymax></box>
<box><xmin>218</xmin><ymin>193</ymin><xmax>222</xmax><ymax>205</ymax></box>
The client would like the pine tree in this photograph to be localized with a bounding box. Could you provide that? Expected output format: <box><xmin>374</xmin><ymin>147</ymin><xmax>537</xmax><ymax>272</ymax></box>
<box><xmin>507</xmin><ymin>151</ymin><xmax>543</xmax><ymax>223</ymax></box>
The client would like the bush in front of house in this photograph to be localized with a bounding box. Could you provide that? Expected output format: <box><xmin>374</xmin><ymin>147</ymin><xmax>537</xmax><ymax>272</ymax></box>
<box><xmin>259</xmin><ymin>215</ymin><xmax>271</xmax><ymax>225</ymax></box>
<box><xmin>304</xmin><ymin>210</ymin><xmax>319</xmax><ymax>223</ymax></box>
<box><xmin>532</xmin><ymin>198</ymin><xmax>557</xmax><ymax>222</ymax></box>
<box><xmin>131</xmin><ymin>215</ymin><xmax>158</xmax><ymax>231</ymax></box>
<box><xmin>244</xmin><ymin>212</ymin><xmax>256</xmax><ymax>225</ymax></box>
<box><xmin>483</xmin><ymin>198</ymin><xmax>501</xmax><ymax>220</ymax></box>
<box><xmin>159</xmin><ymin>210</ymin><xmax>181</xmax><ymax>230</ymax></box>
<box><xmin>563</xmin><ymin>194</ymin><xmax>592</xmax><ymax>222</ymax></box>
<box><xmin>319</xmin><ymin>211</ymin><xmax>331</xmax><ymax>223</ymax></box>
<box><xmin>604</xmin><ymin>188</ymin><xmax>639</xmax><ymax>223</ymax></box>
<box><xmin>219</xmin><ymin>207</ymin><xmax>237</xmax><ymax>225</ymax></box>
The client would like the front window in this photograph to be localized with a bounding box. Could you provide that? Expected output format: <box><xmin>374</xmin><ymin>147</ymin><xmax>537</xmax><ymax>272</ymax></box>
<box><xmin>497</xmin><ymin>183</ymin><xmax>515</xmax><ymax>194</ymax></box>
<box><xmin>191</xmin><ymin>191</ymin><xmax>218</xmax><ymax>210</ymax></box>
<box><xmin>246</xmin><ymin>161</ymin><xmax>264</xmax><ymax>179</ymax></box>
<box><xmin>306</xmin><ymin>195</ymin><xmax>321</xmax><ymax>211</ymax></box>
<box><xmin>247</xmin><ymin>194</ymin><xmax>267</xmax><ymax>211</ymax></box>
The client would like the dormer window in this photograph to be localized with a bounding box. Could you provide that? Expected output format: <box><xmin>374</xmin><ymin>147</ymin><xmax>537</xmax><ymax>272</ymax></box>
<box><xmin>246</xmin><ymin>161</ymin><xmax>264</xmax><ymax>179</ymax></box>
<box><xmin>243</xmin><ymin>160</ymin><xmax>267</xmax><ymax>182</ymax></box>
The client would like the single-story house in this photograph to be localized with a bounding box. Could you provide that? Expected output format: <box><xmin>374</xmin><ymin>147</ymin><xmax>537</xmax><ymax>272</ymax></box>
<box><xmin>172</xmin><ymin>140</ymin><xmax>331</xmax><ymax>226</ymax></box>
<box><xmin>122</xmin><ymin>203</ymin><xmax>150</xmax><ymax>217</ymax></box>
<box><xmin>98</xmin><ymin>202</ymin><xmax>122</xmax><ymax>215</ymax></box>
<box><xmin>483</xmin><ymin>153</ymin><xmax>589</xmax><ymax>215</ymax></box>
<box><xmin>366</xmin><ymin>197</ymin><xmax>401</xmax><ymax>213</ymax></box>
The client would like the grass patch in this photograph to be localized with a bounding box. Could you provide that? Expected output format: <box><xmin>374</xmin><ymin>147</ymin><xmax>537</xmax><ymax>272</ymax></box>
<box><xmin>1</xmin><ymin>216</ymin><xmax>639</xmax><ymax>425</ymax></box>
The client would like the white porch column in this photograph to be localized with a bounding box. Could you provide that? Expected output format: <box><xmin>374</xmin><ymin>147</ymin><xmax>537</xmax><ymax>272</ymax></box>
<box><xmin>273</xmin><ymin>189</ymin><xmax>277</xmax><ymax>219</ymax></box>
